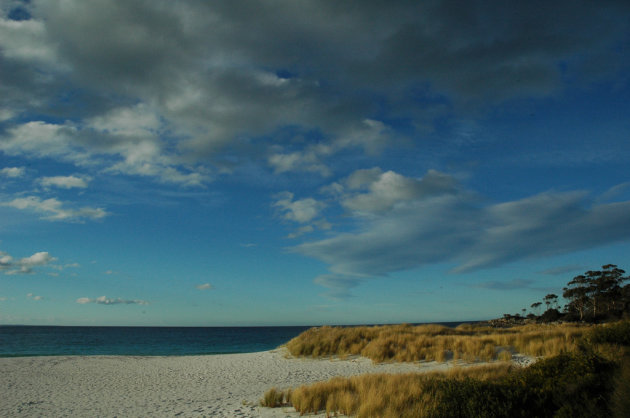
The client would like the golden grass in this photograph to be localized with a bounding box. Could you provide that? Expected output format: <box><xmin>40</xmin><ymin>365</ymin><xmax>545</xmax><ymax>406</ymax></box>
<box><xmin>260</xmin><ymin>387</ymin><xmax>291</xmax><ymax>408</ymax></box>
<box><xmin>286</xmin><ymin>322</ymin><xmax>590</xmax><ymax>363</ymax></box>
<box><xmin>265</xmin><ymin>322</ymin><xmax>630</xmax><ymax>417</ymax></box>
<box><xmin>274</xmin><ymin>363</ymin><xmax>514</xmax><ymax>417</ymax></box>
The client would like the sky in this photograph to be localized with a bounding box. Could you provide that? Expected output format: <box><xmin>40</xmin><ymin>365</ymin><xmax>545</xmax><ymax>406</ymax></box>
<box><xmin>1</xmin><ymin>0</ymin><xmax>629</xmax><ymax>326</ymax></box>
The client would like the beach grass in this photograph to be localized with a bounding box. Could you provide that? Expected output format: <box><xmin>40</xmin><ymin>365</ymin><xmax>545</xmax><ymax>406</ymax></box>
<box><xmin>267</xmin><ymin>321</ymin><xmax>630</xmax><ymax>417</ymax></box>
<box><xmin>267</xmin><ymin>351</ymin><xmax>617</xmax><ymax>417</ymax></box>
<box><xmin>285</xmin><ymin>322</ymin><xmax>589</xmax><ymax>363</ymax></box>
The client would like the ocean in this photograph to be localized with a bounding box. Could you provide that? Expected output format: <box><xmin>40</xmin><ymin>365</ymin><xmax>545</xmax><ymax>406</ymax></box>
<box><xmin>0</xmin><ymin>326</ymin><xmax>311</xmax><ymax>357</ymax></box>
<box><xmin>0</xmin><ymin>322</ymin><xmax>473</xmax><ymax>357</ymax></box>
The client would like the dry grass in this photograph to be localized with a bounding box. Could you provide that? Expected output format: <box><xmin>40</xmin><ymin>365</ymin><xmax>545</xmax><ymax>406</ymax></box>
<box><xmin>260</xmin><ymin>387</ymin><xmax>291</xmax><ymax>408</ymax></box>
<box><xmin>274</xmin><ymin>363</ymin><xmax>514</xmax><ymax>417</ymax></box>
<box><xmin>265</xmin><ymin>322</ymin><xmax>629</xmax><ymax>417</ymax></box>
<box><xmin>286</xmin><ymin>322</ymin><xmax>590</xmax><ymax>363</ymax></box>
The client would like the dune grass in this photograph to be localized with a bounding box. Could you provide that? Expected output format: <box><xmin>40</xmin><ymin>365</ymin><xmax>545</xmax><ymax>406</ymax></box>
<box><xmin>265</xmin><ymin>321</ymin><xmax>630</xmax><ymax>417</ymax></box>
<box><xmin>286</xmin><ymin>322</ymin><xmax>589</xmax><ymax>363</ymax></box>
<box><xmin>265</xmin><ymin>352</ymin><xmax>618</xmax><ymax>417</ymax></box>
<box><xmin>263</xmin><ymin>363</ymin><xmax>514</xmax><ymax>417</ymax></box>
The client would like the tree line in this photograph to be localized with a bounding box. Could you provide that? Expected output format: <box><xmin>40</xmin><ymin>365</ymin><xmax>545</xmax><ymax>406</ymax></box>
<box><xmin>508</xmin><ymin>264</ymin><xmax>630</xmax><ymax>323</ymax></box>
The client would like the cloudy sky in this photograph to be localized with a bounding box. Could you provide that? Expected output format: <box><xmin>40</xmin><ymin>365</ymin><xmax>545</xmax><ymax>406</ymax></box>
<box><xmin>1</xmin><ymin>0</ymin><xmax>629</xmax><ymax>326</ymax></box>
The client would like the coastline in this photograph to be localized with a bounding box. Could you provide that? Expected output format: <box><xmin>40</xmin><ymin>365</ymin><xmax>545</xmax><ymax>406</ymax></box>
<box><xmin>0</xmin><ymin>348</ymin><xmax>531</xmax><ymax>417</ymax></box>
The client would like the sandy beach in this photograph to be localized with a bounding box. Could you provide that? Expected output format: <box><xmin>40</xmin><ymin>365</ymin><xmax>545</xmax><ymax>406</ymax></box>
<box><xmin>0</xmin><ymin>349</ymin><xmax>532</xmax><ymax>417</ymax></box>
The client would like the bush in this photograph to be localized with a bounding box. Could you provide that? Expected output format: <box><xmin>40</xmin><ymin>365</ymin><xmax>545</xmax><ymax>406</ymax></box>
<box><xmin>539</xmin><ymin>308</ymin><xmax>562</xmax><ymax>323</ymax></box>
<box><xmin>584</xmin><ymin>321</ymin><xmax>630</xmax><ymax>346</ymax></box>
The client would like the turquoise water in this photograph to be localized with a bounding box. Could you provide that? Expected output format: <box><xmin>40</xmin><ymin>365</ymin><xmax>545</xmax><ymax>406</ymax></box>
<box><xmin>0</xmin><ymin>326</ymin><xmax>311</xmax><ymax>357</ymax></box>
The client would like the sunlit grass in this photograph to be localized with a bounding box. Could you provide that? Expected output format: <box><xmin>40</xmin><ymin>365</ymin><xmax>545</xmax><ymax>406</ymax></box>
<box><xmin>267</xmin><ymin>350</ymin><xmax>619</xmax><ymax>417</ymax></box>
<box><xmin>286</xmin><ymin>322</ymin><xmax>590</xmax><ymax>363</ymax></box>
<box><xmin>284</xmin><ymin>363</ymin><xmax>515</xmax><ymax>418</ymax></box>
<box><xmin>268</xmin><ymin>321</ymin><xmax>630</xmax><ymax>417</ymax></box>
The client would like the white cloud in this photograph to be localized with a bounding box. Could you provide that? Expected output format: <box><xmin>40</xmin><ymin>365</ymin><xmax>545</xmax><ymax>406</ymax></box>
<box><xmin>268</xmin><ymin>120</ymin><xmax>393</xmax><ymax>176</ymax></box>
<box><xmin>1</xmin><ymin>0</ymin><xmax>626</xmax><ymax>184</ymax></box>
<box><xmin>87</xmin><ymin>104</ymin><xmax>208</xmax><ymax>185</ymax></box>
<box><xmin>76</xmin><ymin>296</ymin><xmax>149</xmax><ymax>305</ymax></box>
<box><xmin>274</xmin><ymin>192</ymin><xmax>326</xmax><ymax>224</ymax></box>
<box><xmin>87</xmin><ymin>104</ymin><xmax>161</xmax><ymax>138</ymax></box>
<box><xmin>0</xmin><ymin>17</ymin><xmax>58</xmax><ymax>64</ymax></box>
<box><xmin>1</xmin><ymin>250</ymin><xmax>57</xmax><ymax>275</ymax></box>
<box><xmin>0</xmin><ymin>121</ymin><xmax>83</xmax><ymax>162</ymax></box>
<box><xmin>2</xmin><ymin>196</ymin><xmax>108</xmax><ymax>222</ymax></box>
<box><xmin>39</xmin><ymin>175</ymin><xmax>90</xmax><ymax>189</ymax></box>
<box><xmin>268</xmin><ymin>150</ymin><xmax>331</xmax><ymax>177</ymax></box>
<box><xmin>0</xmin><ymin>166</ymin><xmax>25</xmax><ymax>178</ymax></box>
<box><xmin>293</xmin><ymin>170</ymin><xmax>630</xmax><ymax>296</ymax></box>
<box><xmin>0</xmin><ymin>252</ymin><xmax>13</xmax><ymax>266</ymax></box>
<box><xmin>20</xmin><ymin>251</ymin><xmax>56</xmax><ymax>266</ymax></box>
<box><xmin>340</xmin><ymin>168</ymin><xmax>458</xmax><ymax>214</ymax></box>
<box><xmin>196</xmin><ymin>283</ymin><xmax>213</xmax><ymax>290</ymax></box>
<box><xmin>1</xmin><ymin>118</ymin><xmax>209</xmax><ymax>187</ymax></box>
<box><xmin>0</xmin><ymin>108</ymin><xmax>15</xmax><ymax>122</ymax></box>
<box><xmin>26</xmin><ymin>293</ymin><xmax>43</xmax><ymax>301</ymax></box>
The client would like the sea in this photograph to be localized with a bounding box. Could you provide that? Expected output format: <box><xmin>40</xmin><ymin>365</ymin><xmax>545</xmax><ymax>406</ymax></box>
<box><xmin>0</xmin><ymin>326</ymin><xmax>311</xmax><ymax>357</ymax></box>
<box><xmin>0</xmin><ymin>322</ymin><xmax>472</xmax><ymax>357</ymax></box>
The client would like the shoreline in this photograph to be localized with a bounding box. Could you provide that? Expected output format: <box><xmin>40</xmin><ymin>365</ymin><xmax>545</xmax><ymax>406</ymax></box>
<box><xmin>0</xmin><ymin>348</ymin><xmax>532</xmax><ymax>417</ymax></box>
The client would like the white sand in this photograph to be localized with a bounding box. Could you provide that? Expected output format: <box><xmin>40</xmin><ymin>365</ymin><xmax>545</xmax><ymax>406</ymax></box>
<box><xmin>0</xmin><ymin>349</ymin><xmax>533</xmax><ymax>417</ymax></box>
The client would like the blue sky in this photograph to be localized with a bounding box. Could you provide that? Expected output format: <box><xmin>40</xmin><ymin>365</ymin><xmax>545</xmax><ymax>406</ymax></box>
<box><xmin>1</xmin><ymin>0</ymin><xmax>629</xmax><ymax>326</ymax></box>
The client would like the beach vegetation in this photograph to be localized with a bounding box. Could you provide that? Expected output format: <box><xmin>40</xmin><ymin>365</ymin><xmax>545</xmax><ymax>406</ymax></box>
<box><xmin>286</xmin><ymin>322</ymin><xmax>588</xmax><ymax>363</ymax></box>
<box><xmin>260</xmin><ymin>387</ymin><xmax>291</xmax><ymax>408</ymax></box>
<box><xmin>267</xmin><ymin>321</ymin><xmax>630</xmax><ymax>417</ymax></box>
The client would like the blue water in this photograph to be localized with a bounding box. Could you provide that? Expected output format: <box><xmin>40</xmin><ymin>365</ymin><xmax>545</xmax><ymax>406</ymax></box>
<box><xmin>0</xmin><ymin>326</ymin><xmax>311</xmax><ymax>357</ymax></box>
<box><xmin>0</xmin><ymin>322</ymin><xmax>475</xmax><ymax>357</ymax></box>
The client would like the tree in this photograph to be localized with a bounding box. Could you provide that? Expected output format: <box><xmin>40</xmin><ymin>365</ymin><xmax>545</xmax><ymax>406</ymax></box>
<box><xmin>544</xmin><ymin>294</ymin><xmax>559</xmax><ymax>310</ymax></box>
<box><xmin>530</xmin><ymin>302</ymin><xmax>542</xmax><ymax>315</ymax></box>
<box><xmin>563</xmin><ymin>279</ymin><xmax>590</xmax><ymax>320</ymax></box>
<box><xmin>563</xmin><ymin>265</ymin><xmax>629</xmax><ymax>320</ymax></box>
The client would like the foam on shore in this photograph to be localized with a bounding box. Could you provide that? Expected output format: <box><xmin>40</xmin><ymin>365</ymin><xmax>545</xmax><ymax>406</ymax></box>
<box><xmin>0</xmin><ymin>349</ymin><xmax>532</xmax><ymax>417</ymax></box>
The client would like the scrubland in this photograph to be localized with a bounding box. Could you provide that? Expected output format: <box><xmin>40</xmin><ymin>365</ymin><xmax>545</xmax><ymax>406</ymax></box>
<box><xmin>264</xmin><ymin>321</ymin><xmax>630</xmax><ymax>417</ymax></box>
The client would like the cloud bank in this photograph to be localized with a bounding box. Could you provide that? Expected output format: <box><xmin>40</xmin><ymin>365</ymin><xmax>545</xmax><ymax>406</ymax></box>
<box><xmin>0</xmin><ymin>0</ymin><xmax>627</xmax><ymax>184</ymax></box>
<box><xmin>293</xmin><ymin>170</ymin><xmax>630</xmax><ymax>296</ymax></box>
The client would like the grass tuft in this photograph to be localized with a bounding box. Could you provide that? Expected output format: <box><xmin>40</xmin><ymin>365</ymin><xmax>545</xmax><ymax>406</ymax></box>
<box><xmin>260</xmin><ymin>387</ymin><xmax>290</xmax><ymax>408</ymax></box>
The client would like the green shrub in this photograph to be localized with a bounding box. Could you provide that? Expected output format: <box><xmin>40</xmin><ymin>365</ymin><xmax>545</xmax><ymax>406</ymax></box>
<box><xmin>584</xmin><ymin>321</ymin><xmax>630</xmax><ymax>346</ymax></box>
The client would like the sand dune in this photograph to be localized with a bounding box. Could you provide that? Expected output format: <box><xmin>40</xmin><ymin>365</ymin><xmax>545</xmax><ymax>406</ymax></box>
<box><xmin>0</xmin><ymin>349</ymin><xmax>530</xmax><ymax>417</ymax></box>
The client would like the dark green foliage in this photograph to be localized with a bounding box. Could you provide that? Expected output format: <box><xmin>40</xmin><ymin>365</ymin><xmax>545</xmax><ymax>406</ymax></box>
<box><xmin>563</xmin><ymin>265</ymin><xmax>629</xmax><ymax>321</ymax></box>
<box><xmin>511</xmin><ymin>352</ymin><xmax>615</xmax><ymax>417</ymax></box>
<box><xmin>539</xmin><ymin>308</ymin><xmax>562</xmax><ymax>323</ymax></box>
<box><xmin>611</xmin><ymin>355</ymin><xmax>630</xmax><ymax>418</ymax></box>
<box><xmin>427</xmin><ymin>351</ymin><xmax>616</xmax><ymax>418</ymax></box>
<box><xmin>427</xmin><ymin>378</ymin><xmax>533</xmax><ymax>418</ymax></box>
<box><xmin>583</xmin><ymin>320</ymin><xmax>630</xmax><ymax>346</ymax></box>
